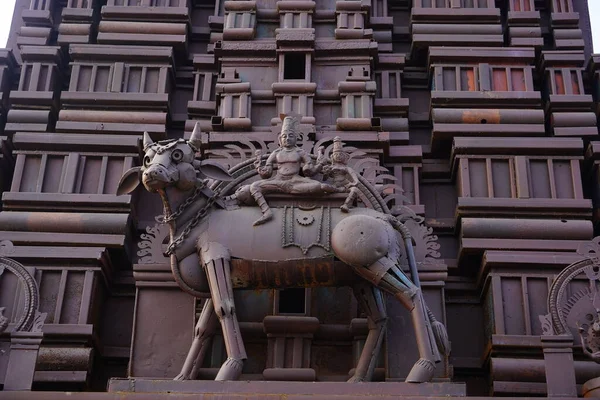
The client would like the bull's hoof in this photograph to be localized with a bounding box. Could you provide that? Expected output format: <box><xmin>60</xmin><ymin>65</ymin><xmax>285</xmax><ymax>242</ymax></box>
<box><xmin>405</xmin><ymin>358</ymin><xmax>435</xmax><ymax>383</ymax></box>
<box><xmin>173</xmin><ymin>372</ymin><xmax>190</xmax><ymax>381</ymax></box>
<box><xmin>347</xmin><ymin>374</ymin><xmax>365</xmax><ymax>383</ymax></box>
<box><xmin>253</xmin><ymin>210</ymin><xmax>273</xmax><ymax>226</ymax></box>
<box><xmin>215</xmin><ymin>357</ymin><xmax>244</xmax><ymax>381</ymax></box>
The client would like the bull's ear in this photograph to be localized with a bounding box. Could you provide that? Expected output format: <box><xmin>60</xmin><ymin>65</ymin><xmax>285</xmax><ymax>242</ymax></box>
<box><xmin>198</xmin><ymin>160</ymin><xmax>233</xmax><ymax>181</ymax></box>
<box><xmin>117</xmin><ymin>166</ymin><xmax>142</xmax><ymax>195</ymax></box>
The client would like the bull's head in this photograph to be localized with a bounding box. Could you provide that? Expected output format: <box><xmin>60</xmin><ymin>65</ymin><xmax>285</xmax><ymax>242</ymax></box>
<box><xmin>117</xmin><ymin>125</ymin><xmax>232</xmax><ymax>195</ymax></box>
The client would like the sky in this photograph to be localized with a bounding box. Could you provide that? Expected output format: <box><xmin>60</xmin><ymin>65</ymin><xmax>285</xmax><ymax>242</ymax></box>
<box><xmin>0</xmin><ymin>0</ymin><xmax>597</xmax><ymax>50</ymax></box>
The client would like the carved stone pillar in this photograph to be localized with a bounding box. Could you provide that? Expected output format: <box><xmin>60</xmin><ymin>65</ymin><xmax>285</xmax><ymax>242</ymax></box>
<box><xmin>541</xmin><ymin>335</ymin><xmax>577</xmax><ymax>397</ymax></box>
<box><xmin>213</xmin><ymin>68</ymin><xmax>252</xmax><ymax>131</ymax></box>
<box><xmin>58</xmin><ymin>0</ymin><xmax>98</xmax><ymax>45</ymax></box>
<box><xmin>506</xmin><ymin>0</ymin><xmax>542</xmax><ymax>48</ymax></box>
<box><xmin>223</xmin><ymin>1</ymin><xmax>257</xmax><ymax>40</ymax></box>
<box><xmin>549</xmin><ymin>0</ymin><xmax>584</xmax><ymax>51</ymax></box>
<box><xmin>262</xmin><ymin>315</ymin><xmax>319</xmax><ymax>381</ymax></box>
<box><xmin>5</xmin><ymin>46</ymin><xmax>63</xmax><ymax>133</ymax></box>
<box><xmin>337</xmin><ymin>80</ymin><xmax>377</xmax><ymax>131</ymax></box>
<box><xmin>335</xmin><ymin>0</ymin><xmax>372</xmax><ymax>39</ymax></box>
<box><xmin>276</xmin><ymin>0</ymin><xmax>315</xmax><ymax>46</ymax></box>
<box><xmin>186</xmin><ymin>54</ymin><xmax>218</xmax><ymax>136</ymax></box>
<box><xmin>271</xmin><ymin>82</ymin><xmax>316</xmax><ymax>125</ymax></box>
<box><xmin>17</xmin><ymin>0</ymin><xmax>55</xmax><ymax>48</ymax></box>
<box><xmin>540</xmin><ymin>51</ymin><xmax>597</xmax><ymax>138</ymax></box>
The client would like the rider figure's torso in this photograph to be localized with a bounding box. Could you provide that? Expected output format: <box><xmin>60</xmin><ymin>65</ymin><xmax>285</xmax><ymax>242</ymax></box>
<box><xmin>271</xmin><ymin>147</ymin><xmax>307</xmax><ymax>180</ymax></box>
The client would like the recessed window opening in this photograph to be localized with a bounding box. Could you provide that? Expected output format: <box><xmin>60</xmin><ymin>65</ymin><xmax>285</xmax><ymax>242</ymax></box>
<box><xmin>278</xmin><ymin>288</ymin><xmax>306</xmax><ymax>314</ymax></box>
<box><xmin>284</xmin><ymin>53</ymin><xmax>306</xmax><ymax>80</ymax></box>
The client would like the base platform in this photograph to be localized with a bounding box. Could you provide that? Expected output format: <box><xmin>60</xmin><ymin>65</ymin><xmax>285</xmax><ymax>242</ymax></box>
<box><xmin>106</xmin><ymin>379</ymin><xmax>467</xmax><ymax>399</ymax></box>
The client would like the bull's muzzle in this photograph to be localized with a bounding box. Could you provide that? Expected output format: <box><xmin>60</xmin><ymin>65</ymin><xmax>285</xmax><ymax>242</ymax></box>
<box><xmin>142</xmin><ymin>165</ymin><xmax>177</xmax><ymax>191</ymax></box>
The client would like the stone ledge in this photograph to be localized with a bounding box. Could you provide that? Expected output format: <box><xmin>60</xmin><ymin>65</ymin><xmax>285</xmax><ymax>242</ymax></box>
<box><xmin>107</xmin><ymin>379</ymin><xmax>467</xmax><ymax>397</ymax></box>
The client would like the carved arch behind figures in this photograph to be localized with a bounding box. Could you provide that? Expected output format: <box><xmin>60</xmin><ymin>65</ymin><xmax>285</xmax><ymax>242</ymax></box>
<box><xmin>137</xmin><ymin>136</ymin><xmax>441</xmax><ymax>267</ymax></box>
<box><xmin>0</xmin><ymin>241</ymin><xmax>45</xmax><ymax>333</ymax></box>
<box><xmin>541</xmin><ymin>237</ymin><xmax>600</xmax><ymax>338</ymax></box>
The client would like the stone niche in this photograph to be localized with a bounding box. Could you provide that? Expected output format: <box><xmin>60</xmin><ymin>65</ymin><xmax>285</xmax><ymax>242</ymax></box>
<box><xmin>3</xmin><ymin>132</ymin><xmax>138</xmax><ymax>213</ymax></box>
<box><xmin>58</xmin><ymin>44</ymin><xmax>174</xmax><ymax>138</ymax></box>
<box><xmin>5</xmin><ymin>46</ymin><xmax>64</xmax><ymax>134</ymax></box>
<box><xmin>480</xmin><ymin>250</ymin><xmax>600</xmax><ymax>396</ymax></box>
<box><xmin>451</xmin><ymin>137</ymin><xmax>591</xmax><ymax>221</ymax></box>
<box><xmin>453</xmin><ymin>137</ymin><xmax>592</xmax><ymax>266</ymax></box>
<box><xmin>540</xmin><ymin>51</ymin><xmax>597</xmax><ymax>138</ymax></box>
<box><xmin>98</xmin><ymin>0</ymin><xmax>190</xmax><ymax>49</ymax></box>
<box><xmin>429</xmin><ymin>47</ymin><xmax>543</xmax><ymax>154</ymax></box>
<box><xmin>58</xmin><ymin>0</ymin><xmax>101</xmax><ymax>46</ymax></box>
<box><xmin>0</xmin><ymin>244</ymin><xmax>119</xmax><ymax>389</ymax></box>
<box><xmin>410</xmin><ymin>0</ymin><xmax>503</xmax><ymax>58</ymax></box>
<box><xmin>505</xmin><ymin>0</ymin><xmax>543</xmax><ymax>49</ymax></box>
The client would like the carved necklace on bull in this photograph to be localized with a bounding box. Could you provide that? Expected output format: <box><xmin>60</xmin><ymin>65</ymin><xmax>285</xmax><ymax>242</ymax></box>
<box><xmin>137</xmin><ymin>131</ymin><xmax>230</xmax><ymax>256</ymax></box>
<box><xmin>159</xmin><ymin>154</ymin><xmax>221</xmax><ymax>256</ymax></box>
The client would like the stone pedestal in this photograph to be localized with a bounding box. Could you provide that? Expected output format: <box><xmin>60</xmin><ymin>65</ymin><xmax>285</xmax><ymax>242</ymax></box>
<box><xmin>3</xmin><ymin>331</ymin><xmax>43</xmax><ymax>391</ymax></box>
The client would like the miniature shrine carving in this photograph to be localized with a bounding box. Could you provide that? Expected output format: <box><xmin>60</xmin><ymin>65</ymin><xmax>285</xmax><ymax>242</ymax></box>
<box><xmin>118</xmin><ymin>117</ymin><xmax>449</xmax><ymax>383</ymax></box>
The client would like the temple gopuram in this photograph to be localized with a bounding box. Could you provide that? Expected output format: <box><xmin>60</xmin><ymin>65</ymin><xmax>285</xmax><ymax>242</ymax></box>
<box><xmin>1</xmin><ymin>0</ymin><xmax>600</xmax><ymax>398</ymax></box>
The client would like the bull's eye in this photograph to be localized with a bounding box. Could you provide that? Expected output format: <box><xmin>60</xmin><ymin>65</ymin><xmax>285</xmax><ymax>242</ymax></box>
<box><xmin>171</xmin><ymin>149</ymin><xmax>184</xmax><ymax>163</ymax></box>
<box><xmin>143</xmin><ymin>155</ymin><xmax>152</xmax><ymax>167</ymax></box>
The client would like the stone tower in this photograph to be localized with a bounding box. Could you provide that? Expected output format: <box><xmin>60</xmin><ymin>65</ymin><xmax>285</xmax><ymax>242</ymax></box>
<box><xmin>0</xmin><ymin>0</ymin><xmax>598</xmax><ymax>398</ymax></box>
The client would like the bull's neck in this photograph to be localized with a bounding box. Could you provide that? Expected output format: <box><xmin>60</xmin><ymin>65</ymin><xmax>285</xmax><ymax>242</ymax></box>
<box><xmin>158</xmin><ymin>185</ymin><xmax>211</xmax><ymax>236</ymax></box>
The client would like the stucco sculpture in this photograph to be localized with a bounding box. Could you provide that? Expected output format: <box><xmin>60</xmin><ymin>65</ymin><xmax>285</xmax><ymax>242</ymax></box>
<box><xmin>117</xmin><ymin>118</ymin><xmax>449</xmax><ymax>383</ymax></box>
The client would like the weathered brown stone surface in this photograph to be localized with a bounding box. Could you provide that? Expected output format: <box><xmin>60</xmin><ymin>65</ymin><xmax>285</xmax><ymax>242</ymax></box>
<box><xmin>0</xmin><ymin>0</ymin><xmax>598</xmax><ymax>397</ymax></box>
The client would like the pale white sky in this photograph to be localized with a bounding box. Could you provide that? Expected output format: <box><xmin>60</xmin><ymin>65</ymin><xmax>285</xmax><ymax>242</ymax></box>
<box><xmin>0</xmin><ymin>0</ymin><xmax>597</xmax><ymax>49</ymax></box>
<box><xmin>0</xmin><ymin>0</ymin><xmax>16</xmax><ymax>47</ymax></box>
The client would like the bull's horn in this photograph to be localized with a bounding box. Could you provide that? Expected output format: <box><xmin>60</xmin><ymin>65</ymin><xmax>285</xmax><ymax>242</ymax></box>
<box><xmin>189</xmin><ymin>122</ymin><xmax>203</xmax><ymax>150</ymax></box>
<box><xmin>142</xmin><ymin>132</ymin><xmax>154</xmax><ymax>149</ymax></box>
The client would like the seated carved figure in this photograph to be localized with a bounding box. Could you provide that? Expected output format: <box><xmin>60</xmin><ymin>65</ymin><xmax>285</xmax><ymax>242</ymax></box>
<box><xmin>241</xmin><ymin>115</ymin><xmax>338</xmax><ymax>225</ymax></box>
<box><xmin>321</xmin><ymin>136</ymin><xmax>361</xmax><ymax>213</ymax></box>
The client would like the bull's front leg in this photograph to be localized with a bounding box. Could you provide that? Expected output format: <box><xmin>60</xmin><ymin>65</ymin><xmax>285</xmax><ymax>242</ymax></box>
<box><xmin>200</xmin><ymin>242</ymin><xmax>247</xmax><ymax>381</ymax></box>
<box><xmin>174</xmin><ymin>298</ymin><xmax>218</xmax><ymax>381</ymax></box>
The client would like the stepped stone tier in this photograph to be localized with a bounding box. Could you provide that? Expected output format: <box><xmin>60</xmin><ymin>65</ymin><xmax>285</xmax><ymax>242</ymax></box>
<box><xmin>0</xmin><ymin>0</ymin><xmax>598</xmax><ymax>398</ymax></box>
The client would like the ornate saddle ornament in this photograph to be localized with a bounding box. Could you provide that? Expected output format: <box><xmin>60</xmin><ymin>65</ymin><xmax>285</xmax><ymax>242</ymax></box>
<box><xmin>282</xmin><ymin>206</ymin><xmax>331</xmax><ymax>255</ymax></box>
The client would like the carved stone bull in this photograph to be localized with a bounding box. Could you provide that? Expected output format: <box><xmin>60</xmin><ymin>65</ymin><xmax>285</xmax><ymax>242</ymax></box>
<box><xmin>118</xmin><ymin>127</ymin><xmax>449</xmax><ymax>383</ymax></box>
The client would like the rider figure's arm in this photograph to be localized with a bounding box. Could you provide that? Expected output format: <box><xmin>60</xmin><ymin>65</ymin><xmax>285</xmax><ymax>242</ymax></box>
<box><xmin>258</xmin><ymin>150</ymin><xmax>277</xmax><ymax>178</ymax></box>
<box><xmin>301</xmin><ymin>150</ymin><xmax>319</xmax><ymax>177</ymax></box>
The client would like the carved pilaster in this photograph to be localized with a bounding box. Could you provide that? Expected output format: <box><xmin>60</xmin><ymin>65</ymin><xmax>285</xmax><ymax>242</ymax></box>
<box><xmin>541</xmin><ymin>335</ymin><xmax>577</xmax><ymax>397</ymax></box>
<box><xmin>3</xmin><ymin>331</ymin><xmax>44</xmax><ymax>391</ymax></box>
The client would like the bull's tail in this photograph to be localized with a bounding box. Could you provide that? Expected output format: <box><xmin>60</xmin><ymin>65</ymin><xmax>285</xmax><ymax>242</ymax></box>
<box><xmin>427</xmin><ymin>306</ymin><xmax>450</xmax><ymax>356</ymax></box>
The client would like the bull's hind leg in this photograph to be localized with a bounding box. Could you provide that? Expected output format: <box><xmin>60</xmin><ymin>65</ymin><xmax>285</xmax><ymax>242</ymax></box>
<box><xmin>370</xmin><ymin>258</ymin><xmax>441</xmax><ymax>383</ymax></box>
<box><xmin>174</xmin><ymin>298</ymin><xmax>218</xmax><ymax>380</ymax></box>
<box><xmin>201</xmin><ymin>243</ymin><xmax>247</xmax><ymax>381</ymax></box>
<box><xmin>349</xmin><ymin>283</ymin><xmax>387</xmax><ymax>383</ymax></box>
